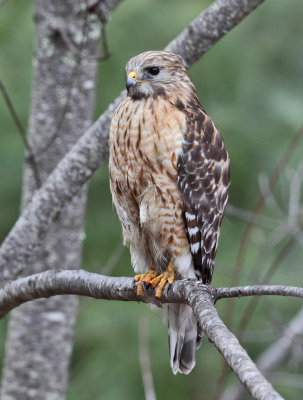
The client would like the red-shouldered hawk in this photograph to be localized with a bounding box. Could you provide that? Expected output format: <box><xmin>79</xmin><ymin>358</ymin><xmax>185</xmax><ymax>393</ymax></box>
<box><xmin>109</xmin><ymin>51</ymin><xmax>230</xmax><ymax>374</ymax></box>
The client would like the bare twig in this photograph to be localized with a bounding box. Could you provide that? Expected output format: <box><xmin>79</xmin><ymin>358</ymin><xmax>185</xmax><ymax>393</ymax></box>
<box><xmin>236</xmin><ymin>237</ymin><xmax>296</xmax><ymax>335</ymax></box>
<box><xmin>226</xmin><ymin>204</ymin><xmax>278</xmax><ymax>229</ymax></box>
<box><xmin>257</xmin><ymin>309</ymin><xmax>303</xmax><ymax>372</ymax></box>
<box><xmin>216</xmin><ymin>126</ymin><xmax>303</xmax><ymax>399</ymax></box>
<box><xmin>288</xmin><ymin>162</ymin><xmax>303</xmax><ymax>228</ymax></box>
<box><xmin>1</xmin><ymin>270</ymin><xmax>297</xmax><ymax>399</ymax></box>
<box><xmin>258</xmin><ymin>173</ymin><xmax>285</xmax><ymax>218</ymax></box>
<box><xmin>0</xmin><ymin>0</ymin><xmax>267</xmax><ymax>283</ymax></box>
<box><xmin>227</xmin><ymin>125</ymin><xmax>303</xmax><ymax>326</ymax></box>
<box><xmin>100</xmin><ymin>242</ymin><xmax>125</xmax><ymax>275</ymax></box>
<box><xmin>260</xmin><ymin>297</ymin><xmax>285</xmax><ymax>337</ymax></box>
<box><xmin>0</xmin><ymin>80</ymin><xmax>41</xmax><ymax>187</ymax></box>
<box><xmin>269</xmin><ymin>373</ymin><xmax>303</xmax><ymax>390</ymax></box>
<box><xmin>216</xmin><ymin>285</ymin><xmax>303</xmax><ymax>300</ymax></box>
<box><xmin>138</xmin><ymin>316</ymin><xmax>156</xmax><ymax>400</ymax></box>
<box><xmin>92</xmin><ymin>0</ymin><xmax>124</xmax><ymax>17</ymax></box>
<box><xmin>221</xmin><ymin>307</ymin><xmax>303</xmax><ymax>400</ymax></box>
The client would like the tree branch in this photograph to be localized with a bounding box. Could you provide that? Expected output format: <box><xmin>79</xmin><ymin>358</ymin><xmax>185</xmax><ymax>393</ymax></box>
<box><xmin>216</xmin><ymin>285</ymin><xmax>303</xmax><ymax>300</ymax></box>
<box><xmin>227</xmin><ymin>125</ymin><xmax>303</xmax><ymax>322</ymax></box>
<box><xmin>0</xmin><ymin>0</ymin><xmax>266</xmax><ymax>283</ymax></box>
<box><xmin>0</xmin><ymin>269</ymin><xmax>290</xmax><ymax>399</ymax></box>
<box><xmin>2</xmin><ymin>271</ymin><xmax>303</xmax><ymax>319</ymax></box>
<box><xmin>221</xmin><ymin>307</ymin><xmax>303</xmax><ymax>400</ymax></box>
<box><xmin>165</xmin><ymin>0</ymin><xmax>265</xmax><ymax>68</ymax></box>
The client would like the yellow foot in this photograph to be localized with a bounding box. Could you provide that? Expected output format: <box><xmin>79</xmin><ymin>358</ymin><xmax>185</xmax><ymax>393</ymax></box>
<box><xmin>134</xmin><ymin>268</ymin><xmax>157</xmax><ymax>296</ymax></box>
<box><xmin>150</xmin><ymin>263</ymin><xmax>175</xmax><ymax>299</ymax></box>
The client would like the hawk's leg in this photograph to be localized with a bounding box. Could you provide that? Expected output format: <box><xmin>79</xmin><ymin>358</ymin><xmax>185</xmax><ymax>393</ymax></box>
<box><xmin>134</xmin><ymin>267</ymin><xmax>157</xmax><ymax>296</ymax></box>
<box><xmin>150</xmin><ymin>263</ymin><xmax>175</xmax><ymax>299</ymax></box>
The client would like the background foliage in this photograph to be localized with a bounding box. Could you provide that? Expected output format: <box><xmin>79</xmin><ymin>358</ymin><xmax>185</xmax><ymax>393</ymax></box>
<box><xmin>0</xmin><ymin>0</ymin><xmax>303</xmax><ymax>398</ymax></box>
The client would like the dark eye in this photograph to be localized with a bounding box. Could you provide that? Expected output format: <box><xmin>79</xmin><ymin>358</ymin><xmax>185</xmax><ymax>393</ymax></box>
<box><xmin>147</xmin><ymin>66</ymin><xmax>160</xmax><ymax>76</ymax></box>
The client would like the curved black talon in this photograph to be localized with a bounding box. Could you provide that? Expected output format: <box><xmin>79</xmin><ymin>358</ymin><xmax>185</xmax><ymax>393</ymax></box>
<box><xmin>142</xmin><ymin>280</ymin><xmax>149</xmax><ymax>294</ymax></box>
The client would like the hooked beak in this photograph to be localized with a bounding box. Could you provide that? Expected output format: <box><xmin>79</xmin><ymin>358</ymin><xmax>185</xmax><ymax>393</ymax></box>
<box><xmin>126</xmin><ymin>76</ymin><xmax>138</xmax><ymax>91</ymax></box>
<box><xmin>126</xmin><ymin>70</ymin><xmax>146</xmax><ymax>92</ymax></box>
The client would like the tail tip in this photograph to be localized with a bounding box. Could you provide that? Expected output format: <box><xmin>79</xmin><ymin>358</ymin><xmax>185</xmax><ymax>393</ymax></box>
<box><xmin>171</xmin><ymin>356</ymin><xmax>196</xmax><ymax>375</ymax></box>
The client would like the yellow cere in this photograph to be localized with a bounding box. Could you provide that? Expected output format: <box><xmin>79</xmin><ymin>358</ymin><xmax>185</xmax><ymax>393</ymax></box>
<box><xmin>129</xmin><ymin>71</ymin><xmax>137</xmax><ymax>79</ymax></box>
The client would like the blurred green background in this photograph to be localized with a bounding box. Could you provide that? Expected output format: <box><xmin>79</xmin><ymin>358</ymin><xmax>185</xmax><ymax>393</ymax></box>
<box><xmin>1</xmin><ymin>0</ymin><xmax>303</xmax><ymax>399</ymax></box>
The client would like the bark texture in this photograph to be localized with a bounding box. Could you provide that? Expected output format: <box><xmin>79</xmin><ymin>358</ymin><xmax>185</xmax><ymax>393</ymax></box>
<box><xmin>216</xmin><ymin>285</ymin><xmax>303</xmax><ymax>299</ymax></box>
<box><xmin>165</xmin><ymin>0</ymin><xmax>265</xmax><ymax>68</ymax></box>
<box><xmin>2</xmin><ymin>273</ymin><xmax>303</xmax><ymax>318</ymax></box>
<box><xmin>0</xmin><ymin>270</ymin><xmax>291</xmax><ymax>400</ymax></box>
<box><xmin>0</xmin><ymin>1</ymin><xmax>101</xmax><ymax>398</ymax></box>
<box><xmin>221</xmin><ymin>307</ymin><xmax>303</xmax><ymax>400</ymax></box>
<box><xmin>0</xmin><ymin>0</ymin><xmax>266</xmax><ymax>283</ymax></box>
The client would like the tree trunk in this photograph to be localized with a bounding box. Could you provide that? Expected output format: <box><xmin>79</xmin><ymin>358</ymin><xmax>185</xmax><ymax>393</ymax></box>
<box><xmin>1</xmin><ymin>1</ymin><xmax>101</xmax><ymax>398</ymax></box>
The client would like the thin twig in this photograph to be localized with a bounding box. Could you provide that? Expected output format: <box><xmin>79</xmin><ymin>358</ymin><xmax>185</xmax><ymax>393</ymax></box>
<box><xmin>226</xmin><ymin>204</ymin><xmax>278</xmax><ymax>229</ymax></box>
<box><xmin>0</xmin><ymin>80</ymin><xmax>41</xmax><ymax>187</ymax></box>
<box><xmin>77</xmin><ymin>242</ymin><xmax>124</xmax><ymax>311</ymax></box>
<box><xmin>237</xmin><ymin>237</ymin><xmax>296</xmax><ymax>336</ymax></box>
<box><xmin>260</xmin><ymin>296</ymin><xmax>285</xmax><ymax>337</ymax></box>
<box><xmin>227</xmin><ymin>125</ymin><xmax>303</xmax><ymax>326</ymax></box>
<box><xmin>138</xmin><ymin>316</ymin><xmax>157</xmax><ymax>400</ymax></box>
<box><xmin>258</xmin><ymin>173</ymin><xmax>285</xmax><ymax>218</ymax></box>
<box><xmin>100</xmin><ymin>242</ymin><xmax>125</xmax><ymax>275</ymax></box>
<box><xmin>288</xmin><ymin>162</ymin><xmax>303</xmax><ymax>228</ymax></box>
<box><xmin>216</xmin><ymin>235</ymin><xmax>292</xmax><ymax>399</ymax></box>
<box><xmin>269</xmin><ymin>373</ymin><xmax>303</xmax><ymax>390</ymax></box>
<box><xmin>216</xmin><ymin>126</ymin><xmax>303</xmax><ymax>400</ymax></box>
<box><xmin>216</xmin><ymin>284</ymin><xmax>303</xmax><ymax>300</ymax></box>
<box><xmin>221</xmin><ymin>307</ymin><xmax>303</xmax><ymax>400</ymax></box>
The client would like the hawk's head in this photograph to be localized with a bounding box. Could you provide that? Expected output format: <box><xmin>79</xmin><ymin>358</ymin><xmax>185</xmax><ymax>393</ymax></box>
<box><xmin>125</xmin><ymin>51</ymin><xmax>193</xmax><ymax>99</ymax></box>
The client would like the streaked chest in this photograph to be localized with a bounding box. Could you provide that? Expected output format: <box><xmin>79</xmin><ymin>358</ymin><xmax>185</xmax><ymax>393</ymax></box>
<box><xmin>109</xmin><ymin>96</ymin><xmax>186</xmax><ymax>181</ymax></box>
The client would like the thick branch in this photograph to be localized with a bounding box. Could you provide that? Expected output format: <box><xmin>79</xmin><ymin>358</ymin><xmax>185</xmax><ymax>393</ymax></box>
<box><xmin>165</xmin><ymin>0</ymin><xmax>265</xmax><ymax>68</ymax></box>
<box><xmin>186</xmin><ymin>286</ymin><xmax>283</xmax><ymax>400</ymax></box>
<box><xmin>2</xmin><ymin>271</ymin><xmax>302</xmax><ymax>399</ymax></box>
<box><xmin>0</xmin><ymin>0</ymin><xmax>266</xmax><ymax>283</ymax></box>
<box><xmin>2</xmin><ymin>272</ymin><xmax>303</xmax><ymax>318</ymax></box>
<box><xmin>0</xmin><ymin>270</ymin><xmax>138</xmax><ymax>317</ymax></box>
